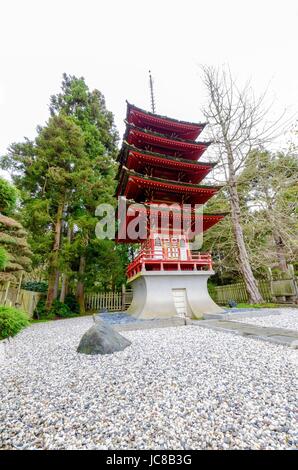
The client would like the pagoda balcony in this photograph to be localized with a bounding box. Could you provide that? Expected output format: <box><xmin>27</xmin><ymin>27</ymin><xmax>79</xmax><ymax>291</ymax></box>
<box><xmin>127</xmin><ymin>247</ymin><xmax>212</xmax><ymax>279</ymax></box>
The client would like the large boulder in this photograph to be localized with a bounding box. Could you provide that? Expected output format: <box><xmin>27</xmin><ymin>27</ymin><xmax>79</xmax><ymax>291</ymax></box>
<box><xmin>77</xmin><ymin>316</ymin><xmax>131</xmax><ymax>355</ymax></box>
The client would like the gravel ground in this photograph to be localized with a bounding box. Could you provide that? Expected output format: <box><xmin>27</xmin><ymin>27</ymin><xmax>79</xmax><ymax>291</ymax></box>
<box><xmin>234</xmin><ymin>308</ymin><xmax>298</xmax><ymax>331</ymax></box>
<box><xmin>0</xmin><ymin>315</ymin><xmax>297</xmax><ymax>450</ymax></box>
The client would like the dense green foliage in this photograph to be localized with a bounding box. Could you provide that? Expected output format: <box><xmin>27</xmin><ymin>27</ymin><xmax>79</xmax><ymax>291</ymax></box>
<box><xmin>22</xmin><ymin>281</ymin><xmax>48</xmax><ymax>292</ymax></box>
<box><xmin>33</xmin><ymin>297</ymin><xmax>78</xmax><ymax>319</ymax></box>
<box><xmin>50</xmin><ymin>300</ymin><xmax>72</xmax><ymax>318</ymax></box>
<box><xmin>0</xmin><ymin>177</ymin><xmax>17</xmax><ymax>214</ymax></box>
<box><xmin>0</xmin><ymin>306</ymin><xmax>29</xmax><ymax>339</ymax></box>
<box><xmin>0</xmin><ymin>247</ymin><xmax>9</xmax><ymax>271</ymax></box>
<box><xmin>64</xmin><ymin>294</ymin><xmax>80</xmax><ymax>314</ymax></box>
<box><xmin>1</xmin><ymin>74</ymin><xmax>128</xmax><ymax>312</ymax></box>
<box><xmin>33</xmin><ymin>299</ymin><xmax>48</xmax><ymax>319</ymax></box>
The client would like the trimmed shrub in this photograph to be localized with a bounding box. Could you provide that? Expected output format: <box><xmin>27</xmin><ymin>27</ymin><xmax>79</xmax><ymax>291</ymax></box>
<box><xmin>33</xmin><ymin>299</ymin><xmax>55</xmax><ymax>320</ymax></box>
<box><xmin>33</xmin><ymin>299</ymin><xmax>47</xmax><ymax>319</ymax></box>
<box><xmin>50</xmin><ymin>300</ymin><xmax>72</xmax><ymax>318</ymax></box>
<box><xmin>33</xmin><ymin>298</ymin><xmax>78</xmax><ymax>320</ymax></box>
<box><xmin>22</xmin><ymin>281</ymin><xmax>48</xmax><ymax>293</ymax></box>
<box><xmin>64</xmin><ymin>294</ymin><xmax>80</xmax><ymax>314</ymax></box>
<box><xmin>33</xmin><ymin>296</ymin><xmax>79</xmax><ymax>320</ymax></box>
<box><xmin>0</xmin><ymin>306</ymin><xmax>29</xmax><ymax>339</ymax></box>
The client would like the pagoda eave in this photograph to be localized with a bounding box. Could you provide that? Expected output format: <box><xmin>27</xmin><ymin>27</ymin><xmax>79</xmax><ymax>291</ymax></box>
<box><xmin>116</xmin><ymin>170</ymin><xmax>222</xmax><ymax>205</ymax></box>
<box><xmin>118</xmin><ymin>147</ymin><xmax>216</xmax><ymax>184</ymax></box>
<box><xmin>116</xmin><ymin>212</ymin><xmax>226</xmax><ymax>243</ymax></box>
<box><xmin>126</xmin><ymin>102</ymin><xmax>207</xmax><ymax>140</ymax></box>
<box><xmin>124</xmin><ymin>125</ymin><xmax>211</xmax><ymax>161</ymax></box>
<box><xmin>119</xmin><ymin>144</ymin><xmax>217</xmax><ymax>168</ymax></box>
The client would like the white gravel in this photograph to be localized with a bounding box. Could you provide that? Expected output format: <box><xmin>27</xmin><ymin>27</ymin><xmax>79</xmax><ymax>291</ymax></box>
<box><xmin>234</xmin><ymin>308</ymin><xmax>298</xmax><ymax>331</ymax></box>
<box><xmin>0</xmin><ymin>315</ymin><xmax>297</xmax><ymax>450</ymax></box>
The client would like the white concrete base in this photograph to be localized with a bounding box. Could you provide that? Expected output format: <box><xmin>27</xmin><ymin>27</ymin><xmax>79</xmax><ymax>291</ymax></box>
<box><xmin>127</xmin><ymin>270</ymin><xmax>224</xmax><ymax>320</ymax></box>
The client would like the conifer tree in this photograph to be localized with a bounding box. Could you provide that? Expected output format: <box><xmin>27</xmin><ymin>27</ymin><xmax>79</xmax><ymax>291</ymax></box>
<box><xmin>2</xmin><ymin>75</ymin><xmax>123</xmax><ymax>313</ymax></box>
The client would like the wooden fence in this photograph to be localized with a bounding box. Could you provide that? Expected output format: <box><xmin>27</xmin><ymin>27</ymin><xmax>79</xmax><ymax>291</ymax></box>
<box><xmin>0</xmin><ymin>281</ymin><xmax>44</xmax><ymax>317</ymax></box>
<box><xmin>1</xmin><ymin>280</ymin><xmax>132</xmax><ymax>316</ymax></box>
<box><xmin>85</xmin><ymin>289</ymin><xmax>133</xmax><ymax>312</ymax></box>
<box><xmin>85</xmin><ymin>291</ymin><xmax>123</xmax><ymax>312</ymax></box>
<box><xmin>213</xmin><ymin>278</ymin><xmax>298</xmax><ymax>305</ymax></box>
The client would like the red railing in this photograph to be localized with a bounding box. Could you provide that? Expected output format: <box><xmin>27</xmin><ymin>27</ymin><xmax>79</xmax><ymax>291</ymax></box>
<box><xmin>127</xmin><ymin>248</ymin><xmax>212</xmax><ymax>279</ymax></box>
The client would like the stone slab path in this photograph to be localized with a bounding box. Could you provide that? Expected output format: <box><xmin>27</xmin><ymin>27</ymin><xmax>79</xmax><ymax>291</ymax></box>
<box><xmin>194</xmin><ymin>319</ymin><xmax>298</xmax><ymax>349</ymax></box>
<box><xmin>115</xmin><ymin>316</ymin><xmax>186</xmax><ymax>331</ymax></box>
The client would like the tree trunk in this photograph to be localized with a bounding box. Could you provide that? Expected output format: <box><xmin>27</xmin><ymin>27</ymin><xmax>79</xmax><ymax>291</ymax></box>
<box><xmin>53</xmin><ymin>270</ymin><xmax>60</xmax><ymax>299</ymax></box>
<box><xmin>46</xmin><ymin>201</ymin><xmax>64</xmax><ymax>311</ymax></box>
<box><xmin>60</xmin><ymin>273</ymin><xmax>69</xmax><ymax>303</ymax></box>
<box><xmin>76</xmin><ymin>255</ymin><xmax>86</xmax><ymax>314</ymax></box>
<box><xmin>228</xmin><ymin>179</ymin><xmax>264</xmax><ymax>303</ymax></box>
<box><xmin>59</xmin><ymin>225</ymin><xmax>72</xmax><ymax>303</ymax></box>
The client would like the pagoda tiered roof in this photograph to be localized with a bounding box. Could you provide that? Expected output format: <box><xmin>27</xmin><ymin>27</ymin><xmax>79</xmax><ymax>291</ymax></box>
<box><xmin>116</xmin><ymin>169</ymin><xmax>222</xmax><ymax>205</ymax></box>
<box><xmin>126</xmin><ymin>102</ymin><xmax>206</xmax><ymax>140</ymax></box>
<box><xmin>116</xmin><ymin>103</ymin><xmax>225</xmax><ymax>243</ymax></box>
<box><xmin>118</xmin><ymin>144</ymin><xmax>216</xmax><ymax>184</ymax></box>
<box><xmin>124</xmin><ymin>124</ymin><xmax>211</xmax><ymax>160</ymax></box>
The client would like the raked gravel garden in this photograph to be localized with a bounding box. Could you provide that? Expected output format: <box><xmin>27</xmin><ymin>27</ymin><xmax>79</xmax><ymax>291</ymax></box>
<box><xmin>0</xmin><ymin>308</ymin><xmax>297</xmax><ymax>450</ymax></box>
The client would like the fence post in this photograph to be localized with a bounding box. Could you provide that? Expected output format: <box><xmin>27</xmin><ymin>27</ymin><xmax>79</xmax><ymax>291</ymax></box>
<box><xmin>15</xmin><ymin>273</ymin><xmax>23</xmax><ymax>306</ymax></box>
<box><xmin>121</xmin><ymin>284</ymin><xmax>126</xmax><ymax>312</ymax></box>
<box><xmin>267</xmin><ymin>267</ymin><xmax>276</xmax><ymax>302</ymax></box>
<box><xmin>288</xmin><ymin>264</ymin><xmax>298</xmax><ymax>303</ymax></box>
<box><xmin>3</xmin><ymin>281</ymin><xmax>11</xmax><ymax>306</ymax></box>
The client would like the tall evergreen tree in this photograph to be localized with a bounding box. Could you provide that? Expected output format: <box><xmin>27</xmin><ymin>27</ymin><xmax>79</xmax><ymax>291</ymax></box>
<box><xmin>48</xmin><ymin>74</ymin><xmax>119</xmax><ymax>312</ymax></box>
<box><xmin>2</xmin><ymin>74</ymin><xmax>122</xmax><ymax>313</ymax></box>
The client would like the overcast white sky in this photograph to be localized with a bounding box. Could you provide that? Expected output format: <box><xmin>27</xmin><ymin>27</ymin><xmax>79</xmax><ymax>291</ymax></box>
<box><xmin>0</xmin><ymin>0</ymin><xmax>297</xmax><ymax>161</ymax></box>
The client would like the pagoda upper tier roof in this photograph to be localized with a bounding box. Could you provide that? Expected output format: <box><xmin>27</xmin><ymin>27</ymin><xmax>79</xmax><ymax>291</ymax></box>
<box><xmin>116</xmin><ymin>169</ymin><xmax>222</xmax><ymax>205</ymax></box>
<box><xmin>126</xmin><ymin>102</ymin><xmax>207</xmax><ymax>140</ymax></box>
<box><xmin>116</xmin><ymin>201</ymin><xmax>226</xmax><ymax>243</ymax></box>
<box><xmin>118</xmin><ymin>144</ymin><xmax>217</xmax><ymax>185</ymax></box>
<box><xmin>124</xmin><ymin>124</ymin><xmax>211</xmax><ymax>161</ymax></box>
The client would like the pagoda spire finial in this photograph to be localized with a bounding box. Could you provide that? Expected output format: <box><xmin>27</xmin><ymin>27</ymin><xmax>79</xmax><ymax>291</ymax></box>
<box><xmin>149</xmin><ymin>70</ymin><xmax>156</xmax><ymax>114</ymax></box>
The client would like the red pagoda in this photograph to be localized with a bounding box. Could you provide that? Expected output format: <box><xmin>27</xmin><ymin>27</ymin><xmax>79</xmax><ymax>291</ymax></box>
<box><xmin>115</xmin><ymin>103</ymin><xmax>225</xmax><ymax>319</ymax></box>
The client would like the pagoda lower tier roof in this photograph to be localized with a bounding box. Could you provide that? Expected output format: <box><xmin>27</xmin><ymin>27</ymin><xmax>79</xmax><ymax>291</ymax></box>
<box><xmin>117</xmin><ymin>145</ymin><xmax>217</xmax><ymax>184</ymax></box>
<box><xmin>116</xmin><ymin>169</ymin><xmax>223</xmax><ymax>205</ymax></box>
<box><xmin>124</xmin><ymin>124</ymin><xmax>211</xmax><ymax>161</ymax></box>
<box><xmin>126</xmin><ymin>102</ymin><xmax>206</xmax><ymax>140</ymax></box>
<box><xmin>116</xmin><ymin>203</ymin><xmax>226</xmax><ymax>243</ymax></box>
